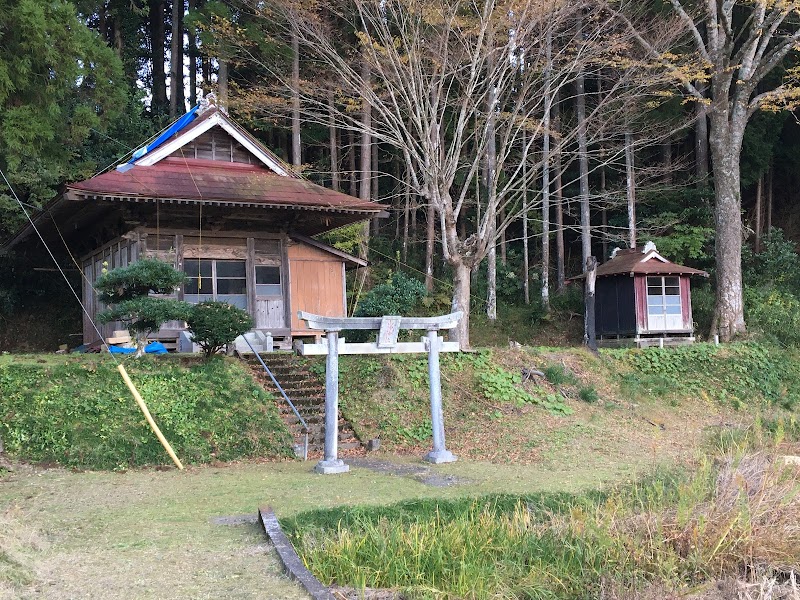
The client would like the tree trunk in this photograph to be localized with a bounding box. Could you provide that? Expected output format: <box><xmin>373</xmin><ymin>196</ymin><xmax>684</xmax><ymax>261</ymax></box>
<box><xmin>425</xmin><ymin>201</ymin><xmax>435</xmax><ymax>292</ymax></box>
<box><xmin>522</xmin><ymin>129</ymin><xmax>529</xmax><ymax>305</ymax></box>
<box><xmin>449</xmin><ymin>261</ymin><xmax>471</xmax><ymax>349</ymax></box>
<box><xmin>485</xmin><ymin>73</ymin><xmax>497</xmax><ymax>320</ymax></box>
<box><xmin>359</xmin><ymin>60</ymin><xmax>372</xmax><ymax>203</ymax></box>
<box><xmin>218</xmin><ymin>59</ymin><xmax>228</xmax><ymax>110</ymax></box>
<box><xmin>709</xmin><ymin>111</ymin><xmax>746</xmax><ymax>341</ymax></box>
<box><xmin>696</xmin><ymin>81</ymin><xmax>709</xmax><ymax>181</ymax></box>
<box><xmin>169</xmin><ymin>0</ymin><xmax>185</xmax><ymax>117</ymax></box>
<box><xmin>754</xmin><ymin>174</ymin><xmax>763</xmax><ymax>253</ymax></box>
<box><xmin>625</xmin><ymin>129</ymin><xmax>636</xmax><ymax>248</ymax></box>
<box><xmin>487</xmin><ymin>243</ymin><xmax>497</xmax><ymax>320</ymax></box>
<box><xmin>403</xmin><ymin>167</ymin><xmax>410</xmax><ymax>262</ymax></box>
<box><xmin>348</xmin><ymin>129</ymin><xmax>358</xmax><ymax>197</ymax></box>
<box><xmin>202</xmin><ymin>54</ymin><xmax>210</xmax><ymax>96</ymax></box>
<box><xmin>291</xmin><ymin>24</ymin><xmax>302</xmax><ymax>169</ymax></box>
<box><xmin>767</xmin><ymin>167</ymin><xmax>773</xmax><ymax>233</ymax></box>
<box><xmin>149</xmin><ymin>0</ymin><xmax>168</xmax><ymax>115</ymax></box>
<box><xmin>188</xmin><ymin>0</ymin><xmax>196</xmax><ymax>106</ymax></box>
<box><xmin>600</xmin><ymin>163</ymin><xmax>607</xmax><ymax>261</ymax></box>
<box><xmin>371</xmin><ymin>142</ymin><xmax>380</xmax><ymax>236</ymax></box>
<box><xmin>553</xmin><ymin>96</ymin><xmax>565</xmax><ymax>292</ymax></box>
<box><xmin>541</xmin><ymin>112</ymin><xmax>550</xmax><ymax>311</ymax></box>
<box><xmin>541</xmin><ymin>24</ymin><xmax>552</xmax><ymax>309</ymax></box>
<box><xmin>576</xmin><ymin>70</ymin><xmax>591</xmax><ymax>269</ymax></box>
<box><xmin>359</xmin><ymin>58</ymin><xmax>372</xmax><ymax>266</ymax></box>
<box><xmin>328</xmin><ymin>89</ymin><xmax>339</xmax><ymax>190</ymax></box>
<box><xmin>584</xmin><ymin>256</ymin><xmax>597</xmax><ymax>350</ymax></box>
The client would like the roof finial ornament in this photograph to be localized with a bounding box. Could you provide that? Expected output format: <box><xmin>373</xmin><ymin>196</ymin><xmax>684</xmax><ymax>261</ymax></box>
<box><xmin>642</xmin><ymin>240</ymin><xmax>657</xmax><ymax>254</ymax></box>
<box><xmin>199</xmin><ymin>93</ymin><xmax>217</xmax><ymax>115</ymax></box>
<box><xmin>611</xmin><ymin>247</ymin><xmax>621</xmax><ymax>259</ymax></box>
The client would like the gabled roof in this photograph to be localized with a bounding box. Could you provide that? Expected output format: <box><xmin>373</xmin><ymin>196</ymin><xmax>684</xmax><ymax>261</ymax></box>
<box><xmin>66</xmin><ymin>157</ymin><xmax>383</xmax><ymax>215</ymax></box>
<box><xmin>595</xmin><ymin>247</ymin><xmax>709</xmax><ymax>278</ymax></box>
<box><xmin>126</xmin><ymin>106</ymin><xmax>292</xmax><ymax>176</ymax></box>
<box><xmin>2</xmin><ymin>103</ymin><xmax>386</xmax><ymax>251</ymax></box>
<box><xmin>289</xmin><ymin>233</ymin><xmax>368</xmax><ymax>269</ymax></box>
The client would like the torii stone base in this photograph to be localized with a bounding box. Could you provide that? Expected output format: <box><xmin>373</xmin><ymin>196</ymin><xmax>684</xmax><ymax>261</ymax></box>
<box><xmin>314</xmin><ymin>459</ymin><xmax>349</xmax><ymax>475</ymax></box>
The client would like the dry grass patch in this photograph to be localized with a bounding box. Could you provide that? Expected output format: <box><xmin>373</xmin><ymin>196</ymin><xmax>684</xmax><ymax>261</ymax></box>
<box><xmin>0</xmin><ymin>504</ymin><xmax>46</xmax><ymax>598</ymax></box>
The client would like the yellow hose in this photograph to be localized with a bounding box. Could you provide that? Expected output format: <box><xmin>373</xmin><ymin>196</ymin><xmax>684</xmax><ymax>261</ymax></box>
<box><xmin>117</xmin><ymin>364</ymin><xmax>184</xmax><ymax>470</ymax></box>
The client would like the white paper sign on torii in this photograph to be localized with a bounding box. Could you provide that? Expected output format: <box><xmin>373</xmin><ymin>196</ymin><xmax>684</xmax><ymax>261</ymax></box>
<box><xmin>297</xmin><ymin>311</ymin><xmax>462</xmax><ymax>474</ymax></box>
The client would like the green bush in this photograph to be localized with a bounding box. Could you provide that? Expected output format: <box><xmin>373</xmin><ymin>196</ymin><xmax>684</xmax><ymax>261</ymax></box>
<box><xmin>0</xmin><ymin>356</ymin><xmax>293</xmax><ymax>469</ymax></box>
<box><xmin>348</xmin><ymin>271</ymin><xmax>427</xmax><ymax>342</ymax></box>
<box><xmin>355</xmin><ymin>271</ymin><xmax>427</xmax><ymax>317</ymax></box>
<box><xmin>578</xmin><ymin>385</ymin><xmax>599</xmax><ymax>403</ymax></box>
<box><xmin>186</xmin><ymin>301</ymin><xmax>254</xmax><ymax>358</ymax></box>
<box><xmin>96</xmin><ymin>259</ymin><xmax>188</xmax><ymax>355</ymax></box>
<box><xmin>98</xmin><ymin>296</ymin><xmax>190</xmax><ymax>338</ymax></box>
<box><xmin>741</xmin><ymin>229</ymin><xmax>800</xmax><ymax>346</ymax></box>
<box><xmin>95</xmin><ymin>258</ymin><xmax>187</xmax><ymax>303</ymax></box>
<box><xmin>610</xmin><ymin>342</ymin><xmax>800</xmax><ymax>410</ymax></box>
<box><xmin>745</xmin><ymin>286</ymin><xmax>800</xmax><ymax>347</ymax></box>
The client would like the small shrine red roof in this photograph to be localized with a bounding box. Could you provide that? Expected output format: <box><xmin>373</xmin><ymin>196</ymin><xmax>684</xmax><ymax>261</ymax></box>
<box><xmin>596</xmin><ymin>248</ymin><xmax>709</xmax><ymax>278</ymax></box>
<box><xmin>66</xmin><ymin>158</ymin><xmax>385</xmax><ymax>215</ymax></box>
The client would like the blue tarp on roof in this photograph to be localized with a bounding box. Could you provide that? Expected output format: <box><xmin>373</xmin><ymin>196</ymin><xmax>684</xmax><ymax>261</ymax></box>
<box><xmin>122</xmin><ymin>104</ymin><xmax>201</xmax><ymax>168</ymax></box>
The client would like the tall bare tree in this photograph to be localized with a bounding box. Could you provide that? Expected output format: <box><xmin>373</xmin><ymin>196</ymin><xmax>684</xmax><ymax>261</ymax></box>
<box><xmin>613</xmin><ymin>0</ymin><xmax>800</xmax><ymax>340</ymax></box>
<box><xmin>225</xmin><ymin>0</ymin><xmax>678</xmax><ymax>347</ymax></box>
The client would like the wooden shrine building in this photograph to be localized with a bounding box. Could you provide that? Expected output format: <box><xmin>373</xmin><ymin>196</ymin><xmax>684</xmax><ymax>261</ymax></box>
<box><xmin>591</xmin><ymin>243</ymin><xmax>708</xmax><ymax>347</ymax></box>
<box><xmin>3</xmin><ymin>101</ymin><xmax>387</xmax><ymax>349</ymax></box>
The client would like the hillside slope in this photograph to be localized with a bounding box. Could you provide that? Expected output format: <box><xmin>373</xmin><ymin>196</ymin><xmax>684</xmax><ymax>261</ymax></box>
<box><xmin>0</xmin><ymin>355</ymin><xmax>293</xmax><ymax>468</ymax></box>
<box><xmin>337</xmin><ymin>342</ymin><xmax>800</xmax><ymax>468</ymax></box>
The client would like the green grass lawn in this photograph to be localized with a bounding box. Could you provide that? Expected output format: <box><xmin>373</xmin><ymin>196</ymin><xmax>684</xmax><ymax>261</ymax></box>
<box><xmin>3</xmin><ymin>343</ymin><xmax>800</xmax><ymax>598</ymax></box>
<box><xmin>0</xmin><ymin>451</ymin><xmax>653</xmax><ymax>599</ymax></box>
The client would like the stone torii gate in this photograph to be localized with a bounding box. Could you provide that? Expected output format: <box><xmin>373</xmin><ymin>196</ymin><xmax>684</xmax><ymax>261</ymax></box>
<box><xmin>297</xmin><ymin>311</ymin><xmax>463</xmax><ymax>474</ymax></box>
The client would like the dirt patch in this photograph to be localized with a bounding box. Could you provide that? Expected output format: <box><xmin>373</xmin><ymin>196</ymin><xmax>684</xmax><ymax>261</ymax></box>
<box><xmin>210</xmin><ymin>514</ymin><xmax>259</xmax><ymax>526</ymax></box>
<box><xmin>331</xmin><ymin>586</ymin><xmax>400</xmax><ymax>599</ymax></box>
<box><xmin>348</xmin><ymin>458</ymin><xmax>470</xmax><ymax>487</ymax></box>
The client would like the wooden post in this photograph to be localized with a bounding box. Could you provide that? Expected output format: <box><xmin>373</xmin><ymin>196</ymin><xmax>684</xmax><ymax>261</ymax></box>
<box><xmin>424</xmin><ymin>330</ymin><xmax>456</xmax><ymax>464</ymax></box>
<box><xmin>314</xmin><ymin>330</ymin><xmax>349</xmax><ymax>474</ymax></box>
<box><xmin>585</xmin><ymin>256</ymin><xmax>598</xmax><ymax>351</ymax></box>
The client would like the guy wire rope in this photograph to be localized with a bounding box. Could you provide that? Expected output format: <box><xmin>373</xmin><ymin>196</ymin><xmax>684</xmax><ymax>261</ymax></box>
<box><xmin>1</xmin><ymin>168</ymin><xmax>184</xmax><ymax>470</ymax></box>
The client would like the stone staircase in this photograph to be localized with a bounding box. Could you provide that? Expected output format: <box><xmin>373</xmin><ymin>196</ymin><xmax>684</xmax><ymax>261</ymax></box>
<box><xmin>245</xmin><ymin>353</ymin><xmax>363</xmax><ymax>458</ymax></box>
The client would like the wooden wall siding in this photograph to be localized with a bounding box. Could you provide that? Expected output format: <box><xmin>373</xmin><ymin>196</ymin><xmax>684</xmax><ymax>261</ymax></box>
<box><xmin>81</xmin><ymin>230</ymin><xmax>348</xmax><ymax>345</ymax></box>
<box><xmin>81</xmin><ymin>234</ymin><xmax>138</xmax><ymax>344</ymax></box>
<box><xmin>680</xmin><ymin>276</ymin><xmax>693</xmax><ymax>331</ymax></box>
<box><xmin>255</xmin><ymin>299</ymin><xmax>285</xmax><ymax>330</ymax></box>
<box><xmin>183</xmin><ymin>236</ymin><xmax>246</xmax><ymax>259</ymax></box>
<box><xmin>288</xmin><ymin>242</ymin><xmax>346</xmax><ymax>331</ymax></box>
<box><xmin>168</xmin><ymin>129</ymin><xmax>253</xmax><ymax>164</ymax></box>
<box><xmin>634</xmin><ymin>275</ymin><xmax>648</xmax><ymax>333</ymax></box>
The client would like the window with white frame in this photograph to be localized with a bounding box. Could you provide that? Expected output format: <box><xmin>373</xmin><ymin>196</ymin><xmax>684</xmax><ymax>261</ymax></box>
<box><xmin>646</xmin><ymin>276</ymin><xmax>682</xmax><ymax>330</ymax></box>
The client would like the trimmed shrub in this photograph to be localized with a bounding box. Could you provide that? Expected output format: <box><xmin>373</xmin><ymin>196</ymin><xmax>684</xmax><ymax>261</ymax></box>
<box><xmin>96</xmin><ymin>259</ymin><xmax>188</xmax><ymax>356</ymax></box>
<box><xmin>95</xmin><ymin>258</ymin><xmax>186</xmax><ymax>303</ymax></box>
<box><xmin>186</xmin><ymin>301</ymin><xmax>254</xmax><ymax>358</ymax></box>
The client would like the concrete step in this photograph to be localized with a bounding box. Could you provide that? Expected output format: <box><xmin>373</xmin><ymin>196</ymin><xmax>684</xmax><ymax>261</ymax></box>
<box><xmin>243</xmin><ymin>357</ymin><xmax>362</xmax><ymax>455</ymax></box>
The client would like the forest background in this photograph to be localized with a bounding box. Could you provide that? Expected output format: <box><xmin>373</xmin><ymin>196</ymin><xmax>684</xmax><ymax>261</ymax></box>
<box><xmin>3</xmin><ymin>0</ymin><xmax>800</xmax><ymax>350</ymax></box>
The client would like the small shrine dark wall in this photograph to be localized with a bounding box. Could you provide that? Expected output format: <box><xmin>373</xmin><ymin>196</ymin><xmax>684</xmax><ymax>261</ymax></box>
<box><xmin>595</xmin><ymin>276</ymin><xmax>637</xmax><ymax>336</ymax></box>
